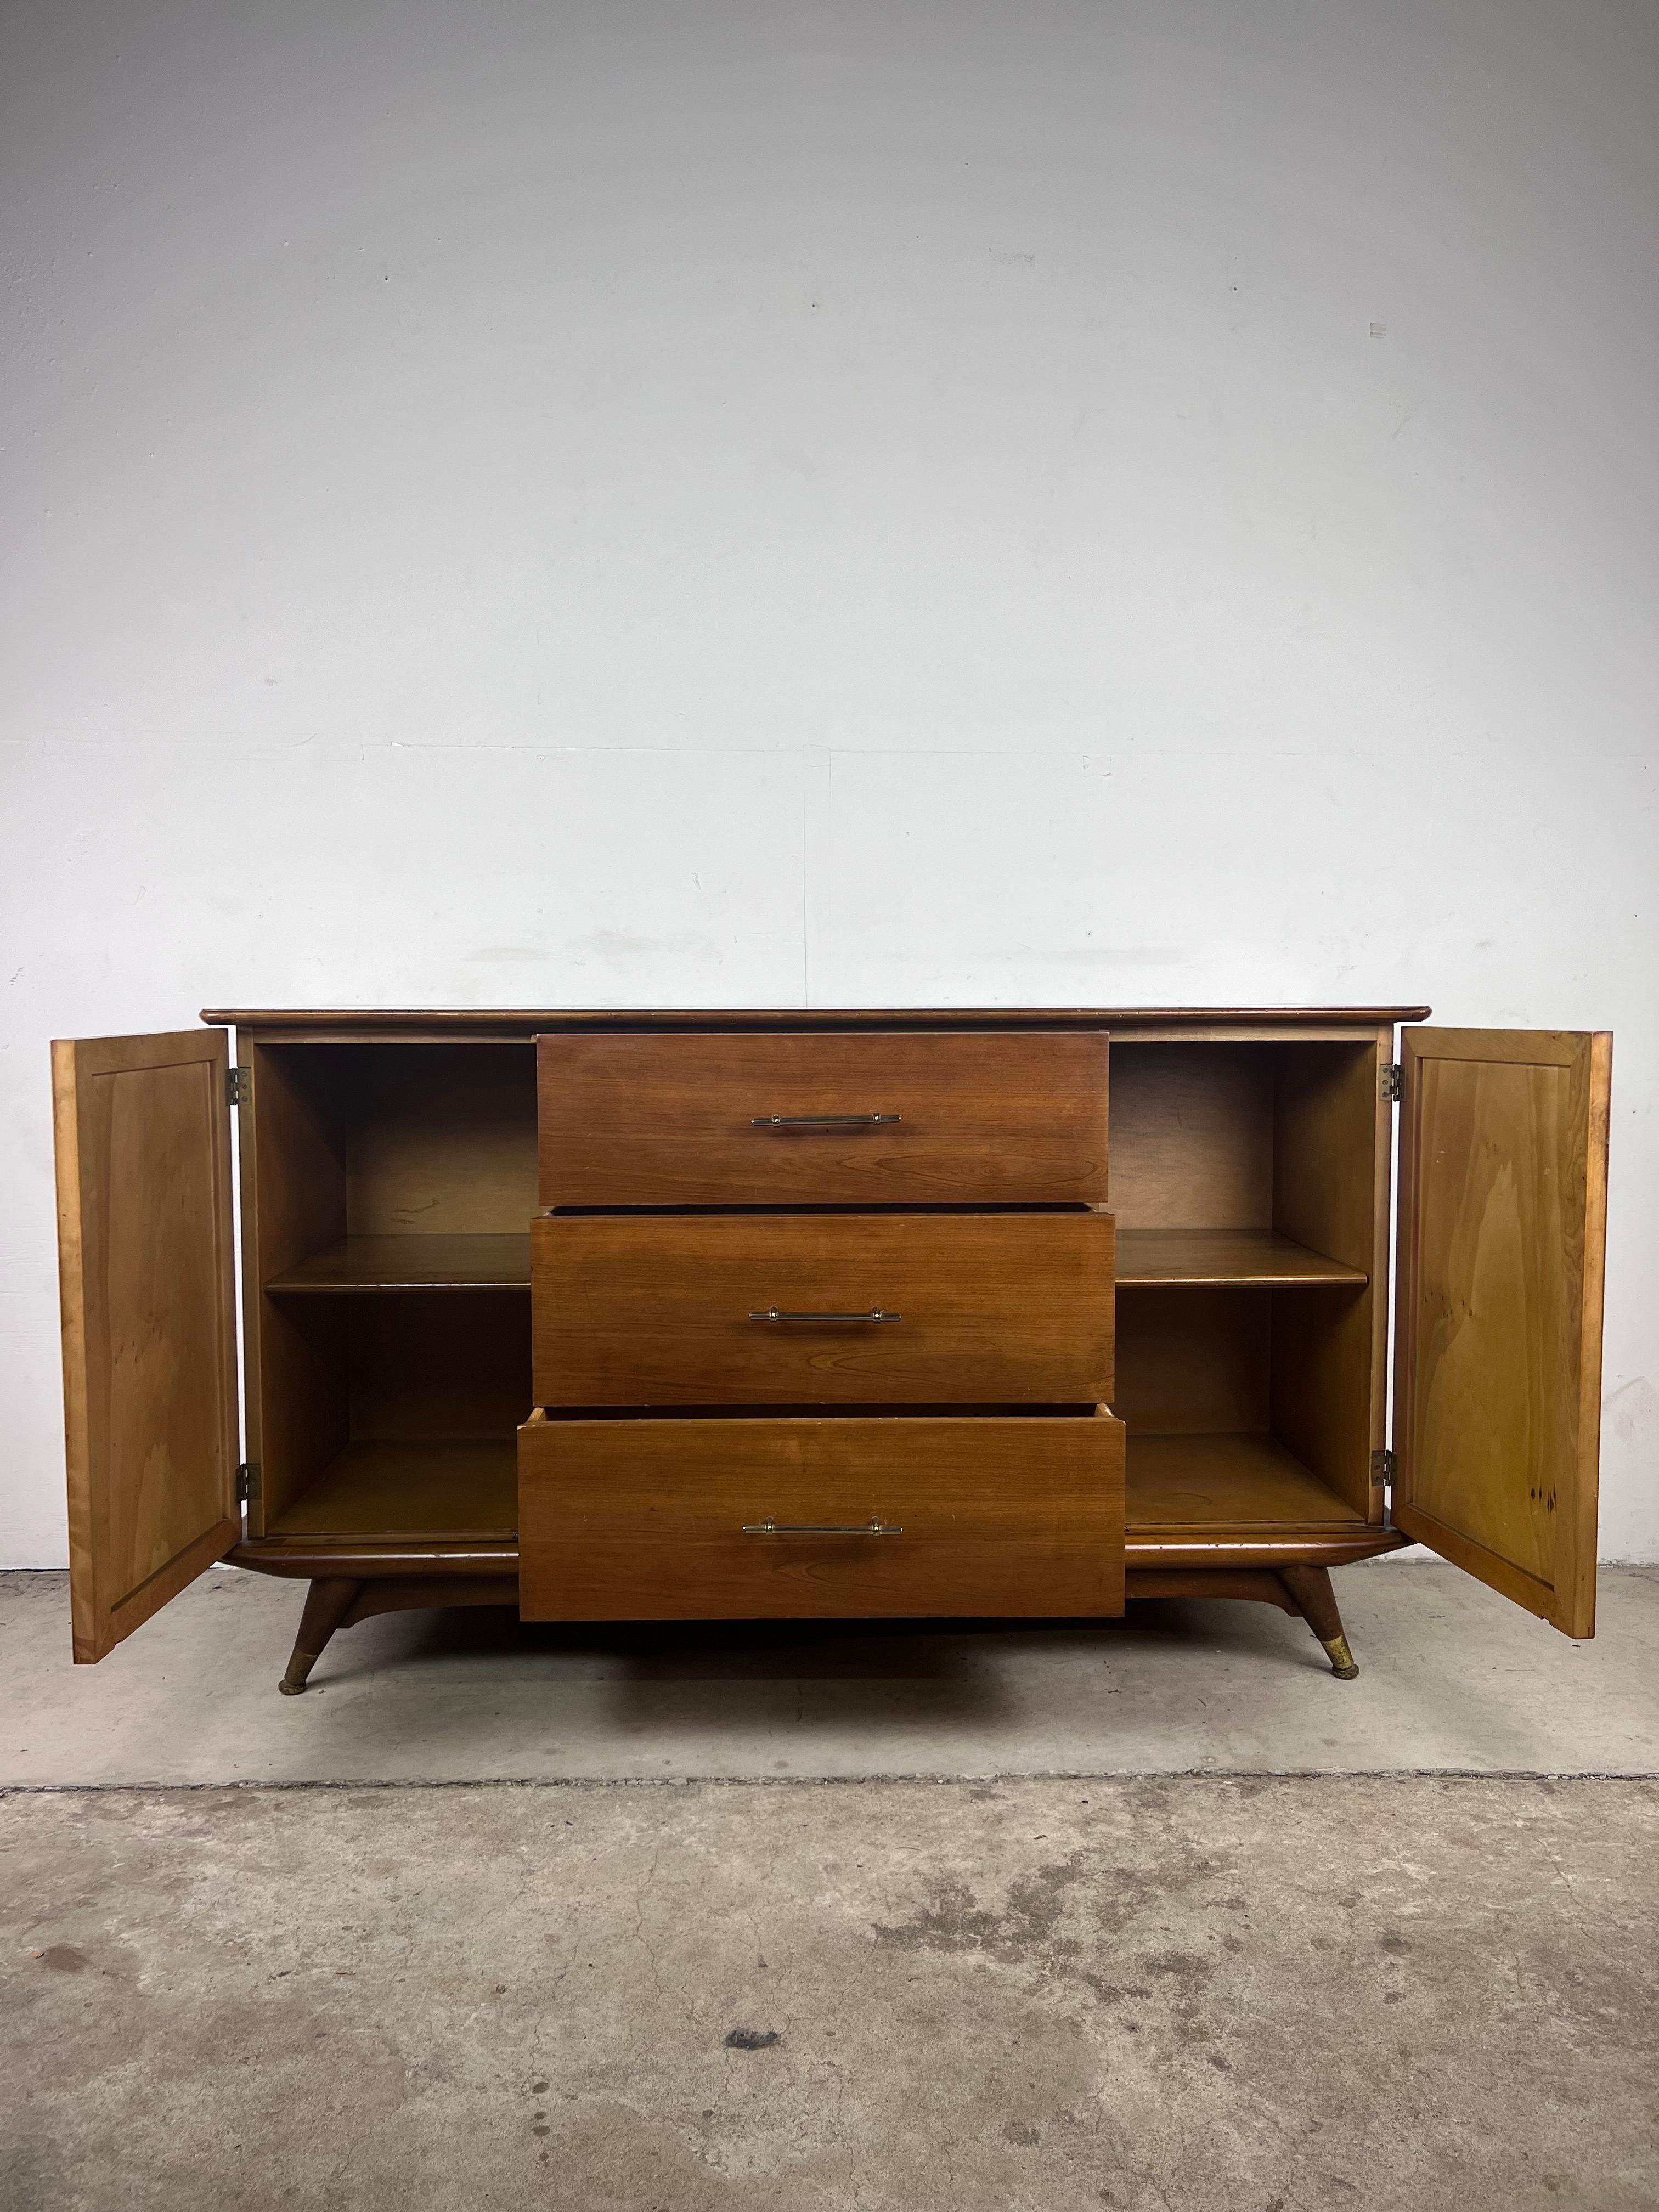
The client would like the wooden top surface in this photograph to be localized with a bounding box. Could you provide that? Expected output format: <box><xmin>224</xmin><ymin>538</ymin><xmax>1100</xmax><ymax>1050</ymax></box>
<box><xmin>201</xmin><ymin>1005</ymin><xmax>1431</xmax><ymax>1034</ymax></box>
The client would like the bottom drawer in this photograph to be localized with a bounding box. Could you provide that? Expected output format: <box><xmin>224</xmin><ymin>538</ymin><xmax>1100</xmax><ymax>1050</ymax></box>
<box><xmin>517</xmin><ymin>1409</ymin><xmax>1125</xmax><ymax>1621</ymax></box>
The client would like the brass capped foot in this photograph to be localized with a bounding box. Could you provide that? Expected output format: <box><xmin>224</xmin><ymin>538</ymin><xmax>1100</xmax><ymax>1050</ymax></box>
<box><xmin>1279</xmin><ymin>1566</ymin><xmax>1361</xmax><ymax>1681</ymax></box>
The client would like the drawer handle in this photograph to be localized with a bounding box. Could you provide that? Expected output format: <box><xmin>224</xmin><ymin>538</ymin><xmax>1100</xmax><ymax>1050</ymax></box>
<box><xmin>750</xmin><ymin>1113</ymin><xmax>901</xmax><ymax>1130</ymax></box>
<box><xmin>748</xmin><ymin>1307</ymin><xmax>902</xmax><ymax>1325</ymax></box>
<box><xmin>742</xmin><ymin>1516</ymin><xmax>904</xmax><ymax>1537</ymax></box>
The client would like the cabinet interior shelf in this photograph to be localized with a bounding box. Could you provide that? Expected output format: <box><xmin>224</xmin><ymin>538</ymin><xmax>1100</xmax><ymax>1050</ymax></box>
<box><xmin>1126</xmin><ymin>1432</ymin><xmax>1365</xmax><ymax>1528</ymax></box>
<box><xmin>267</xmin><ymin>1440</ymin><xmax>519</xmax><ymax>1539</ymax></box>
<box><xmin>1114</xmin><ymin>1228</ymin><xmax>1366</xmax><ymax>1288</ymax></box>
<box><xmin>266</xmin><ymin>1234</ymin><xmax>532</xmax><ymax>1293</ymax></box>
<box><xmin>264</xmin><ymin>1227</ymin><xmax>1363</xmax><ymax>1295</ymax></box>
<box><xmin>263</xmin><ymin>1430</ymin><xmax>1362</xmax><ymax>1545</ymax></box>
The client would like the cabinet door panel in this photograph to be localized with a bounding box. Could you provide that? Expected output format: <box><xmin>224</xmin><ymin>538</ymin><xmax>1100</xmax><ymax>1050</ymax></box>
<box><xmin>1393</xmin><ymin>1028</ymin><xmax>1611</xmax><ymax>1636</ymax></box>
<box><xmin>52</xmin><ymin>1031</ymin><xmax>241</xmax><ymax>1661</ymax></box>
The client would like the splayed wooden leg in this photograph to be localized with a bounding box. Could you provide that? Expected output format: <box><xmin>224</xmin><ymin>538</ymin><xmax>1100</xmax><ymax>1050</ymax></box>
<box><xmin>1279</xmin><ymin>1565</ymin><xmax>1359</xmax><ymax>1679</ymax></box>
<box><xmin>279</xmin><ymin>1578</ymin><xmax>365</xmax><ymax>1695</ymax></box>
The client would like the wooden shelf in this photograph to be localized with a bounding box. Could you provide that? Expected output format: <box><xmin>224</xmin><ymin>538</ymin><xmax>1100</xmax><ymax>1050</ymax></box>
<box><xmin>266</xmin><ymin>1234</ymin><xmax>532</xmax><ymax>1293</ymax></box>
<box><xmin>1114</xmin><ymin>1228</ymin><xmax>1366</xmax><ymax>1288</ymax></box>
<box><xmin>1126</xmin><ymin>1432</ymin><xmax>1365</xmax><ymax>1529</ymax></box>
<box><xmin>267</xmin><ymin>1440</ymin><xmax>518</xmax><ymax>1539</ymax></box>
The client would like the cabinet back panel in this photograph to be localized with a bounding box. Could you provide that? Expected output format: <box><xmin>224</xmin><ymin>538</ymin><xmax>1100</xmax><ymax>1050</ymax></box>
<box><xmin>1108</xmin><ymin>1046</ymin><xmax>1273</xmax><ymax>1228</ymax></box>
<box><xmin>1111</xmin><ymin>1288</ymin><xmax>1270</xmax><ymax>1434</ymax></box>
<box><xmin>256</xmin><ymin>1045</ymin><xmax>538</xmax><ymax>1238</ymax></box>
<box><xmin>348</xmin><ymin>1294</ymin><xmax>532</xmax><ymax>1440</ymax></box>
<box><xmin>342</xmin><ymin>1046</ymin><xmax>538</xmax><ymax>1234</ymax></box>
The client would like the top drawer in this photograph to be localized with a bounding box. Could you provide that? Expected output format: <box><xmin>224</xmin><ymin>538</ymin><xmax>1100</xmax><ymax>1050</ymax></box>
<box><xmin>537</xmin><ymin>1031</ymin><xmax>1108</xmax><ymax>1206</ymax></box>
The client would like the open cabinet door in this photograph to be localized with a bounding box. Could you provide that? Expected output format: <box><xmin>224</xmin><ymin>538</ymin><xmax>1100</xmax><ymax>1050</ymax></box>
<box><xmin>1393</xmin><ymin>1028</ymin><xmax>1612</xmax><ymax>1637</ymax></box>
<box><xmin>52</xmin><ymin>1030</ymin><xmax>241</xmax><ymax>1661</ymax></box>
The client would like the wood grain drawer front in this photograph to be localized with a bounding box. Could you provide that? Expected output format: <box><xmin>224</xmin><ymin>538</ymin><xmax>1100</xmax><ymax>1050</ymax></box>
<box><xmin>536</xmin><ymin>1031</ymin><xmax>1108</xmax><ymax>1205</ymax></box>
<box><xmin>518</xmin><ymin>1411</ymin><xmax>1126</xmax><ymax>1620</ymax></box>
<box><xmin>532</xmin><ymin>1212</ymin><xmax>1114</xmax><ymax>1406</ymax></box>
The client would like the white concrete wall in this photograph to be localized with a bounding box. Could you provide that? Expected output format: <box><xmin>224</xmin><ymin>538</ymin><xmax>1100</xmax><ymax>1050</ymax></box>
<box><xmin>3</xmin><ymin>0</ymin><xmax>1656</xmax><ymax>1567</ymax></box>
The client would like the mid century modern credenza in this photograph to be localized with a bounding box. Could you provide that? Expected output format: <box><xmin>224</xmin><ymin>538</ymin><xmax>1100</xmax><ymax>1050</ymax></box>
<box><xmin>50</xmin><ymin>1007</ymin><xmax>1612</xmax><ymax>1695</ymax></box>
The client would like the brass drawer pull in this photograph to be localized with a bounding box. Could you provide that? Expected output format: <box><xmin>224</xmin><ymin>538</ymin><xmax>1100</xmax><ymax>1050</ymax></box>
<box><xmin>748</xmin><ymin>1307</ymin><xmax>901</xmax><ymax>1325</ymax></box>
<box><xmin>751</xmin><ymin>1113</ymin><xmax>901</xmax><ymax>1129</ymax></box>
<box><xmin>742</xmin><ymin>1516</ymin><xmax>903</xmax><ymax>1536</ymax></box>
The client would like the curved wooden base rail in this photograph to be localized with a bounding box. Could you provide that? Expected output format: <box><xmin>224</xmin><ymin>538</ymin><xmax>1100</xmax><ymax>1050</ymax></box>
<box><xmin>267</xmin><ymin>1563</ymin><xmax>1369</xmax><ymax>1696</ymax></box>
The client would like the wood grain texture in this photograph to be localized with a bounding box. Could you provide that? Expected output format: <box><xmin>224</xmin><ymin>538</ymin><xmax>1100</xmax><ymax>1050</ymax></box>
<box><xmin>1272</xmin><ymin>1043</ymin><xmax>1381</xmax><ymax>1274</ymax></box>
<box><xmin>241</xmin><ymin>1044</ymin><xmax>536</xmax><ymax>1529</ymax></box>
<box><xmin>338</xmin><ymin>1045</ymin><xmax>538</xmax><ymax>1234</ymax></box>
<box><xmin>1364</xmin><ymin>1027</ymin><xmax>1397</xmax><ymax>1502</ymax></box>
<box><xmin>518</xmin><ymin>1409</ymin><xmax>1125</xmax><ymax>1620</ymax></box>
<box><xmin>52</xmin><ymin>1031</ymin><xmax>240</xmax><ymax>1661</ymax></box>
<box><xmin>1126</xmin><ymin>1432</ymin><xmax>1364</xmax><ymax>1530</ymax></box>
<box><xmin>205</xmin><ymin>1007</ymin><xmax>1431</xmax><ymax>1034</ymax></box>
<box><xmin>1107</xmin><ymin>1045</ymin><xmax>1273</xmax><ymax>1228</ymax></box>
<box><xmin>348</xmin><ymin>1292</ymin><xmax>533</xmax><ymax>1440</ymax></box>
<box><xmin>537</xmin><ymin>1031</ymin><xmax>1107</xmax><ymax>1205</ymax></box>
<box><xmin>1393</xmin><ymin>1027</ymin><xmax>1611</xmax><ymax>1637</ymax></box>
<box><xmin>1125</xmin><ymin>1568</ymin><xmax>1300</xmax><ymax>1612</ymax></box>
<box><xmin>1267</xmin><ymin>1290</ymin><xmax>1372</xmax><ymax>1513</ymax></box>
<box><xmin>1111</xmin><ymin>1288</ymin><xmax>1269</xmax><ymax>1436</ymax></box>
<box><xmin>253</xmin><ymin>1297</ymin><xmax>348</xmax><ymax>1537</ymax></box>
<box><xmin>1125</xmin><ymin>1530</ymin><xmax>1408</xmax><ymax>1567</ymax></box>
<box><xmin>240</xmin><ymin>1041</ymin><xmax>349</xmax><ymax>1533</ymax></box>
<box><xmin>1566</xmin><ymin>1032</ymin><xmax>1613</xmax><ymax>1639</ymax></box>
<box><xmin>532</xmin><ymin>1212</ymin><xmax>1114</xmax><ymax>1406</ymax></box>
<box><xmin>267</xmin><ymin>1233</ymin><xmax>532</xmax><ymax>1290</ymax></box>
<box><xmin>1269</xmin><ymin>1039</ymin><xmax>1386</xmax><ymax>1520</ymax></box>
<box><xmin>243</xmin><ymin>1043</ymin><xmax>538</xmax><ymax>1239</ymax></box>
<box><xmin>278</xmin><ymin>1577</ymin><xmax>364</xmax><ymax>1691</ymax></box>
<box><xmin>267</xmin><ymin>1440</ymin><xmax>518</xmax><ymax>1539</ymax></box>
<box><xmin>227</xmin><ymin>1517</ymin><xmax>1411</xmax><ymax>1576</ymax></box>
<box><xmin>230</xmin><ymin>1540</ymin><xmax>520</xmax><ymax>1577</ymax></box>
<box><xmin>341</xmin><ymin>1573</ymin><xmax>520</xmax><ymax>1623</ymax></box>
<box><xmin>1114</xmin><ymin>1227</ymin><xmax>1364</xmax><ymax>1286</ymax></box>
<box><xmin>238</xmin><ymin>1284</ymin><xmax>530</xmax><ymax>1545</ymax></box>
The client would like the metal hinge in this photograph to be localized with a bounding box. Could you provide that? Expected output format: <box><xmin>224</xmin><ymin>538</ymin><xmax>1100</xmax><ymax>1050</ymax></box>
<box><xmin>1371</xmin><ymin>1448</ymin><xmax>1395</xmax><ymax>1489</ymax></box>
<box><xmin>1380</xmin><ymin>1063</ymin><xmax>1402</xmax><ymax>1103</ymax></box>
<box><xmin>235</xmin><ymin>1462</ymin><xmax>261</xmax><ymax>1503</ymax></box>
<box><xmin>227</xmin><ymin>1065</ymin><xmax>251</xmax><ymax>1108</ymax></box>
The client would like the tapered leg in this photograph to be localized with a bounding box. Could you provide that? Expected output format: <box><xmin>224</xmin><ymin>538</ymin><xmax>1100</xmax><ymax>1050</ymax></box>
<box><xmin>278</xmin><ymin>1578</ymin><xmax>365</xmax><ymax>1696</ymax></box>
<box><xmin>1278</xmin><ymin>1565</ymin><xmax>1359</xmax><ymax>1679</ymax></box>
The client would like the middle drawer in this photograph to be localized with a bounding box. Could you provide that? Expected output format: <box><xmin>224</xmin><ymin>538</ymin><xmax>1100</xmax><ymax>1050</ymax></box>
<box><xmin>532</xmin><ymin>1212</ymin><xmax>1114</xmax><ymax>1406</ymax></box>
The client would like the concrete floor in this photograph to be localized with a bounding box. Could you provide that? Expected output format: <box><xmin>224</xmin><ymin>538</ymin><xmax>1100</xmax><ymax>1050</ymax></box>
<box><xmin>4</xmin><ymin>1563</ymin><xmax>1657</xmax><ymax>1784</ymax></box>
<box><xmin>4</xmin><ymin>1776</ymin><xmax>1656</xmax><ymax>2211</ymax></box>
<box><xmin>6</xmin><ymin>1566</ymin><xmax>1657</xmax><ymax>2208</ymax></box>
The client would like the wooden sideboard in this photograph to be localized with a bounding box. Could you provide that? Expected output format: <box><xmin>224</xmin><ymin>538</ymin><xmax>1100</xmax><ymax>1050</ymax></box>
<box><xmin>50</xmin><ymin>1007</ymin><xmax>1612</xmax><ymax>1694</ymax></box>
